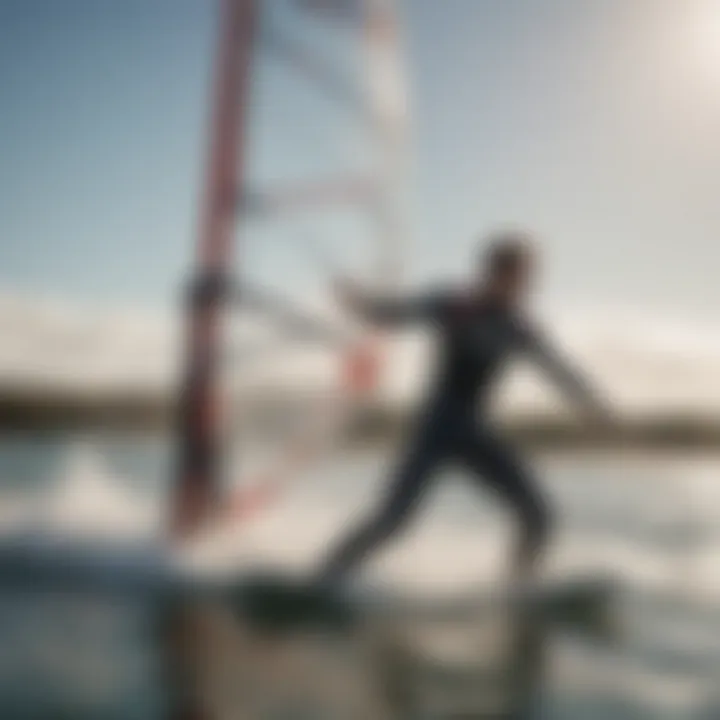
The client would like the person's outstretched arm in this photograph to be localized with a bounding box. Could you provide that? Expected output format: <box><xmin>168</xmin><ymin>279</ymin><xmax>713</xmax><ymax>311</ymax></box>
<box><xmin>523</xmin><ymin>323</ymin><xmax>614</xmax><ymax>425</ymax></box>
<box><xmin>335</xmin><ymin>278</ymin><xmax>444</xmax><ymax>327</ymax></box>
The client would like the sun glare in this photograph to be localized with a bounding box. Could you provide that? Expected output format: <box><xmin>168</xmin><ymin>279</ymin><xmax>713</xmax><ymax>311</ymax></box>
<box><xmin>689</xmin><ymin>1</ymin><xmax>720</xmax><ymax>81</ymax></box>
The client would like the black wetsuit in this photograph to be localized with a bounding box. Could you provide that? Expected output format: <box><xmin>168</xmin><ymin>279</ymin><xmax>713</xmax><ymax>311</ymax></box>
<box><xmin>320</xmin><ymin>287</ymin><xmax>599</xmax><ymax>583</ymax></box>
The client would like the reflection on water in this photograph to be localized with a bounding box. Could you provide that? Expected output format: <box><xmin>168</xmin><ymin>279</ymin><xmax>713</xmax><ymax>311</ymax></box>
<box><xmin>0</xmin><ymin>592</ymin><xmax>164</xmax><ymax>719</ymax></box>
<box><xmin>180</xmin><ymin>600</ymin><xmax>556</xmax><ymax>719</ymax></box>
<box><xmin>0</xmin><ymin>433</ymin><xmax>718</xmax><ymax>718</ymax></box>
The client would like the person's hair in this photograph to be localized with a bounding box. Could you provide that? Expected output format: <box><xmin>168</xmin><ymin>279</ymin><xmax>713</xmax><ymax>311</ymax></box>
<box><xmin>482</xmin><ymin>231</ymin><xmax>533</xmax><ymax>277</ymax></box>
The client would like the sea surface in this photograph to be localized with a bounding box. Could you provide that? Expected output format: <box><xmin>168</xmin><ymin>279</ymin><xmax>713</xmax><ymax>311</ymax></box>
<box><xmin>0</xmin><ymin>431</ymin><xmax>718</xmax><ymax>719</ymax></box>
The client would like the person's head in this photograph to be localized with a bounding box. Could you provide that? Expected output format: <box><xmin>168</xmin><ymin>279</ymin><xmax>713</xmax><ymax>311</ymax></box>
<box><xmin>477</xmin><ymin>231</ymin><xmax>536</xmax><ymax>305</ymax></box>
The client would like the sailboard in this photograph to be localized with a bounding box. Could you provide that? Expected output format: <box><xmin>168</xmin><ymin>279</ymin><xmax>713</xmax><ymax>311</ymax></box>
<box><xmin>223</xmin><ymin>571</ymin><xmax>620</xmax><ymax>638</ymax></box>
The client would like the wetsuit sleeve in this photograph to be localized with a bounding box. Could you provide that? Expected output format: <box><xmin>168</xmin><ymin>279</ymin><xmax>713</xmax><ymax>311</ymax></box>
<box><xmin>522</xmin><ymin>325</ymin><xmax>608</xmax><ymax>417</ymax></box>
<box><xmin>351</xmin><ymin>287</ymin><xmax>447</xmax><ymax>327</ymax></box>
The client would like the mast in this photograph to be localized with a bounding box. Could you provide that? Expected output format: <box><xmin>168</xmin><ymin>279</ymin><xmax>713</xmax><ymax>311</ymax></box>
<box><xmin>171</xmin><ymin>0</ymin><xmax>258</xmax><ymax>539</ymax></box>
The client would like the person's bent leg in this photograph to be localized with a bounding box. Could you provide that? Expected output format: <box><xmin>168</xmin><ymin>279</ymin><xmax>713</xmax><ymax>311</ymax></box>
<box><xmin>458</xmin><ymin>428</ymin><xmax>552</xmax><ymax>583</ymax></box>
<box><xmin>317</xmin><ymin>429</ymin><xmax>447</xmax><ymax>586</ymax></box>
<box><xmin>512</xmin><ymin>486</ymin><xmax>551</xmax><ymax>581</ymax></box>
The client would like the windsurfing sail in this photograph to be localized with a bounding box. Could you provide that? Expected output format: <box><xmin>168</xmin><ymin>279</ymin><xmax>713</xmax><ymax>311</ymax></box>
<box><xmin>176</xmin><ymin>0</ymin><xmax>414</xmax><ymax>535</ymax></box>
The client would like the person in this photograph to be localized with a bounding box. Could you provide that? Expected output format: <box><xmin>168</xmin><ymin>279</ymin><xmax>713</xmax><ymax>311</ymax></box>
<box><xmin>318</xmin><ymin>232</ymin><xmax>615</xmax><ymax>587</ymax></box>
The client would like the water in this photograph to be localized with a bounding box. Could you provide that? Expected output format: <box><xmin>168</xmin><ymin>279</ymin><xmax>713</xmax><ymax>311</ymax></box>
<box><xmin>0</xmin><ymin>432</ymin><xmax>718</xmax><ymax>718</ymax></box>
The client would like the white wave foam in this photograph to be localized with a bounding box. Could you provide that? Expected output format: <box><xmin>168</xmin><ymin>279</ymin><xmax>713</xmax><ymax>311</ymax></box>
<box><xmin>23</xmin><ymin>442</ymin><xmax>161</xmax><ymax>541</ymax></box>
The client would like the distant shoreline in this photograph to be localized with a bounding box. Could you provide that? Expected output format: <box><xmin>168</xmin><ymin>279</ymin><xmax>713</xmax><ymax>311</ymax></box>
<box><xmin>0</xmin><ymin>386</ymin><xmax>171</xmax><ymax>432</ymax></box>
<box><xmin>2</xmin><ymin>386</ymin><xmax>720</xmax><ymax>452</ymax></box>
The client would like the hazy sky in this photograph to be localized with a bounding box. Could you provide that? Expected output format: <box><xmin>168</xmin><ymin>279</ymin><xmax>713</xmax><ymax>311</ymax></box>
<box><xmin>1</xmin><ymin>0</ymin><xmax>719</xmax><ymax>318</ymax></box>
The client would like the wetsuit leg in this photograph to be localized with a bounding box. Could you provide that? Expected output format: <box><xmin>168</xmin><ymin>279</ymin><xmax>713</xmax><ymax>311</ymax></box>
<box><xmin>456</xmin><ymin>424</ymin><xmax>552</xmax><ymax>578</ymax></box>
<box><xmin>318</xmin><ymin>416</ymin><xmax>451</xmax><ymax>584</ymax></box>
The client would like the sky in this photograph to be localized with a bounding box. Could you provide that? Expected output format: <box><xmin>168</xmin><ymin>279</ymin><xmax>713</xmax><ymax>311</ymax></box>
<box><xmin>1</xmin><ymin>0</ymin><xmax>720</xmax><ymax>319</ymax></box>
